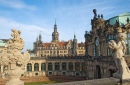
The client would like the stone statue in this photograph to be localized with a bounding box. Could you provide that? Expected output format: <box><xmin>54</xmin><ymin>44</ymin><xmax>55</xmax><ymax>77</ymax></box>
<box><xmin>108</xmin><ymin>27</ymin><xmax>130</xmax><ymax>80</ymax></box>
<box><xmin>0</xmin><ymin>29</ymin><xmax>30</xmax><ymax>85</ymax></box>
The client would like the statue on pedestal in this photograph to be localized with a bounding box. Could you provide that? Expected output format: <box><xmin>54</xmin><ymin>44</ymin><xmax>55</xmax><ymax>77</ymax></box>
<box><xmin>0</xmin><ymin>29</ymin><xmax>30</xmax><ymax>85</ymax></box>
<box><xmin>108</xmin><ymin>27</ymin><xmax>130</xmax><ymax>80</ymax></box>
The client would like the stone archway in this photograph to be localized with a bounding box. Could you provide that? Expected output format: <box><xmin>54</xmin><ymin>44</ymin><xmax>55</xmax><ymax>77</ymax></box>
<box><xmin>95</xmin><ymin>65</ymin><xmax>101</xmax><ymax>79</ymax></box>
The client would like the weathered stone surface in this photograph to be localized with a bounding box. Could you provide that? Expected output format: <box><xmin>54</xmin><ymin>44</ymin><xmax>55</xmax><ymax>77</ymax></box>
<box><xmin>0</xmin><ymin>29</ymin><xmax>30</xmax><ymax>85</ymax></box>
<box><xmin>44</xmin><ymin>78</ymin><xmax>120</xmax><ymax>85</ymax></box>
<box><xmin>108</xmin><ymin>28</ymin><xmax>130</xmax><ymax>80</ymax></box>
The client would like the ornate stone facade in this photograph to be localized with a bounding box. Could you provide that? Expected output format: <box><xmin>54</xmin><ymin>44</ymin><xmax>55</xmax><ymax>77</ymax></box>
<box><xmin>84</xmin><ymin>9</ymin><xmax>130</xmax><ymax>79</ymax></box>
<box><xmin>24</xmin><ymin>57</ymin><xmax>86</xmax><ymax>77</ymax></box>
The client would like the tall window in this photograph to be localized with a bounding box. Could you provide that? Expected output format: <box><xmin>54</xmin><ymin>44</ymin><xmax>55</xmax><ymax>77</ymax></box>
<box><xmin>55</xmin><ymin>62</ymin><xmax>60</xmax><ymax>71</ymax></box>
<box><xmin>94</xmin><ymin>37</ymin><xmax>100</xmax><ymax>56</ymax></box>
<box><xmin>69</xmin><ymin>62</ymin><xmax>73</xmax><ymax>71</ymax></box>
<box><xmin>75</xmin><ymin>62</ymin><xmax>80</xmax><ymax>71</ymax></box>
<box><xmin>86</xmin><ymin>45</ymin><xmax>88</xmax><ymax>56</ymax></box>
<box><xmin>27</xmin><ymin>63</ymin><xmax>32</xmax><ymax>71</ymax></box>
<box><xmin>106</xmin><ymin>34</ymin><xmax>115</xmax><ymax>55</ymax></box>
<box><xmin>126</xmin><ymin>33</ymin><xmax>130</xmax><ymax>55</ymax></box>
<box><xmin>62</xmin><ymin>62</ymin><xmax>66</xmax><ymax>70</ymax></box>
<box><xmin>48</xmin><ymin>63</ymin><xmax>52</xmax><ymax>71</ymax></box>
<box><xmin>41</xmin><ymin>63</ymin><xmax>46</xmax><ymax>71</ymax></box>
<box><xmin>34</xmin><ymin>63</ymin><xmax>39</xmax><ymax>71</ymax></box>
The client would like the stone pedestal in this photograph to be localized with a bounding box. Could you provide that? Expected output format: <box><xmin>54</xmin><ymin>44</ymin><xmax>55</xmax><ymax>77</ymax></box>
<box><xmin>6</xmin><ymin>76</ymin><xmax>24</xmax><ymax>85</ymax></box>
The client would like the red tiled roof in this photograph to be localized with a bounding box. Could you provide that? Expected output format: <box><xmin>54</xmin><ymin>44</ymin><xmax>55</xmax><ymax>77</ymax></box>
<box><xmin>42</xmin><ymin>43</ymin><xmax>51</xmax><ymax>47</ymax></box>
<box><xmin>78</xmin><ymin>42</ymin><xmax>85</xmax><ymax>47</ymax></box>
<box><xmin>42</xmin><ymin>41</ymin><xmax>69</xmax><ymax>47</ymax></box>
<box><xmin>57</xmin><ymin>42</ymin><xmax>69</xmax><ymax>46</ymax></box>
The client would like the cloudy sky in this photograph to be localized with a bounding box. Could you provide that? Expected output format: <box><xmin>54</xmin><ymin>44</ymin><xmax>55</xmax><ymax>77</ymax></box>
<box><xmin>0</xmin><ymin>0</ymin><xmax>130</xmax><ymax>51</ymax></box>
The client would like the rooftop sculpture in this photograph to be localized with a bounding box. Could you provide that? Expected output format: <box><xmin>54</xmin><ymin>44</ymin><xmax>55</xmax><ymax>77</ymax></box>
<box><xmin>108</xmin><ymin>27</ymin><xmax>130</xmax><ymax>80</ymax></box>
<box><xmin>0</xmin><ymin>29</ymin><xmax>30</xmax><ymax>85</ymax></box>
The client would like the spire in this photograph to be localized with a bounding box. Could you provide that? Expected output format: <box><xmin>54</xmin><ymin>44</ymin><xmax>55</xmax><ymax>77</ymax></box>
<box><xmin>55</xmin><ymin>17</ymin><xmax>56</xmax><ymax>25</ymax></box>
<box><xmin>74</xmin><ymin>31</ymin><xmax>76</xmax><ymax>39</ymax></box>
<box><xmin>39</xmin><ymin>31</ymin><xmax>42</xmax><ymax>42</ymax></box>
<box><xmin>52</xmin><ymin>18</ymin><xmax>59</xmax><ymax>42</ymax></box>
<box><xmin>54</xmin><ymin>17</ymin><xmax>57</xmax><ymax>32</ymax></box>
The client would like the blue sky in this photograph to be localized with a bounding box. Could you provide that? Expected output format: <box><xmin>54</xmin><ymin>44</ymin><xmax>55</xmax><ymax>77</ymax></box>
<box><xmin>0</xmin><ymin>0</ymin><xmax>130</xmax><ymax>51</ymax></box>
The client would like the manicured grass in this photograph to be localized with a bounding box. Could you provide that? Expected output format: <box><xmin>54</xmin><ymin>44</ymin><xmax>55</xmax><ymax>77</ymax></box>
<box><xmin>25</xmin><ymin>80</ymin><xmax>63</xmax><ymax>85</ymax></box>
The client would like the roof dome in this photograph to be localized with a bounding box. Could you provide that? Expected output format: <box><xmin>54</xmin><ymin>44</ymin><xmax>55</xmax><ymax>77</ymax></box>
<box><xmin>108</xmin><ymin>12</ymin><xmax>130</xmax><ymax>26</ymax></box>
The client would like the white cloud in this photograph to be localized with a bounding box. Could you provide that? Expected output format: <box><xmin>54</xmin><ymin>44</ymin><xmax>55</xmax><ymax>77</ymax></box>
<box><xmin>0</xmin><ymin>0</ymin><xmax>37</xmax><ymax>11</ymax></box>
<box><xmin>0</xmin><ymin>16</ymin><xmax>52</xmax><ymax>51</ymax></box>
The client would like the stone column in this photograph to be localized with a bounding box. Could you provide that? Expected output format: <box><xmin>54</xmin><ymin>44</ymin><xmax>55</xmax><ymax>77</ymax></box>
<box><xmin>39</xmin><ymin>63</ymin><xmax>41</xmax><ymax>71</ymax></box>
<box><xmin>46</xmin><ymin>62</ymin><xmax>48</xmax><ymax>71</ymax></box>
<box><xmin>66</xmin><ymin>62</ymin><xmax>68</xmax><ymax>71</ymax></box>
<box><xmin>32</xmin><ymin>63</ymin><xmax>34</xmax><ymax>71</ymax></box>
<box><xmin>32</xmin><ymin>63</ymin><xmax>34</xmax><ymax>76</ymax></box>
<box><xmin>73</xmin><ymin>62</ymin><xmax>75</xmax><ymax>75</ymax></box>
<box><xmin>52</xmin><ymin>62</ymin><xmax>55</xmax><ymax>71</ymax></box>
<box><xmin>80</xmin><ymin>62</ymin><xmax>82</xmax><ymax>71</ymax></box>
<box><xmin>1</xmin><ymin>65</ymin><xmax>3</xmax><ymax>73</ymax></box>
<box><xmin>25</xmin><ymin>65</ymin><xmax>27</xmax><ymax>72</ymax></box>
<box><xmin>60</xmin><ymin>62</ymin><xmax>62</xmax><ymax>71</ymax></box>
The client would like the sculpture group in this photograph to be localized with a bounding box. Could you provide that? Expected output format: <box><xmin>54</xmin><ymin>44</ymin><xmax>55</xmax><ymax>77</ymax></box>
<box><xmin>108</xmin><ymin>27</ymin><xmax>130</xmax><ymax>80</ymax></box>
<box><xmin>0</xmin><ymin>29</ymin><xmax>30</xmax><ymax>85</ymax></box>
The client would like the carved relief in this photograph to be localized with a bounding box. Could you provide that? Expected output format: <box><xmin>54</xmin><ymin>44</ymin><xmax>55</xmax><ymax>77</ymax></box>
<box><xmin>0</xmin><ymin>29</ymin><xmax>30</xmax><ymax>85</ymax></box>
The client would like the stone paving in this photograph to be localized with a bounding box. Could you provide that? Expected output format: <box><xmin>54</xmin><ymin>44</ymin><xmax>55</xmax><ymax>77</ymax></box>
<box><xmin>44</xmin><ymin>78</ymin><xmax>120</xmax><ymax>85</ymax></box>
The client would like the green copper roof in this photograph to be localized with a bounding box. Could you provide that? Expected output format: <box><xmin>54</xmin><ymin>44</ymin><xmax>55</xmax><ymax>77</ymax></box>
<box><xmin>0</xmin><ymin>40</ymin><xmax>6</xmax><ymax>46</ymax></box>
<box><xmin>108</xmin><ymin>12</ymin><xmax>130</xmax><ymax>26</ymax></box>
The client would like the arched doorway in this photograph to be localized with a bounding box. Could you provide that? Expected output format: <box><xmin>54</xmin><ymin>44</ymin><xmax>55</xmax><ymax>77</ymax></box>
<box><xmin>95</xmin><ymin>65</ymin><xmax>101</xmax><ymax>79</ymax></box>
<box><xmin>108</xmin><ymin>69</ymin><xmax>114</xmax><ymax>77</ymax></box>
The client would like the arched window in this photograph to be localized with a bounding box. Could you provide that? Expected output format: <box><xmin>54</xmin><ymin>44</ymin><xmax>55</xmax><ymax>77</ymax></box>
<box><xmin>126</xmin><ymin>33</ymin><xmax>130</xmax><ymax>55</ymax></box>
<box><xmin>27</xmin><ymin>63</ymin><xmax>32</xmax><ymax>71</ymax></box>
<box><xmin>55</xmin><ymin>62</ymin><xmax>59</xmax><ymax>71</ymax></box>
<box><xmin>62</xmin><ymin>62</ymin><xmax>66</xmax><ymax>70</ymax></box>
<box><xmin>34</xmin><ymin>63</ymin><xmax>39</xmax><ymax>71</ymax></box>
<box><xmin>75</xmin><ymin>62</ymin><xmax>80</xmax><ymax>71</ymax></box>
<box><xmin>48</xmin><ymin>63</ymin><xmax>52</xmax><ymax>71</ymax></box>
<box><xmin>69</xmin><ymin>62</ymin><xmax>73</xmax><ymax>71</ymax></box>
<box><xmin>41</xmin><ymin>63</ymin><xmax>46</xmax><ymax>71</ymax></box>
<box><xmin>106</xmin><ymin>34</ymin><xmax>115</xmax><ymax>55</ymax></box>
<box><xmin>94</xmin><ymin>37</ymin><xmax>100</xmax><ymax>56</ymax></box>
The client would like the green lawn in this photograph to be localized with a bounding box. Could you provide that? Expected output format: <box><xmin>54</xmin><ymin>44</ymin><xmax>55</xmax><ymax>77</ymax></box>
<box><xmin>25</xmin><ymin>80</ymin><xmax>63</xmax><ymax>85</ymax></box>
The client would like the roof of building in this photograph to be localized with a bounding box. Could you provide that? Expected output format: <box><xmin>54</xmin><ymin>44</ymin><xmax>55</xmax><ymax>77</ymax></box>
<box><xmin>78</xmin><ymin>42</ymin><xmax>85</xmax><ymax>47</ymax></box>
<box><xmin>42</xmin><ymin>41</ymin><xmax>69</xmax><ymax>47</ymax></box>
<box><xmin>108</xmin><ymin>12</ymin><xmax>130</xmax><ymax>26</ymax></box>
<box><xmin>0</xmin><ymin>40</ymin><xmax>6</xmax><ymax>46</ymax></box>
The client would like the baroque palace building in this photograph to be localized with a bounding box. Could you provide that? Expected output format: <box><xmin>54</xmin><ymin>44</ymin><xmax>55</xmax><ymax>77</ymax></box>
<box><xmin>84</xmin><ymin>9</ymin><xmax>130</xmax><ymax>79</ymax></box>
<box><xmin>33</xmin><ymin>21</ymin><xmax>85</xmax><ymax>57</ymax></box>
<box><xmin>24</xmin><ymin>21</ymin><xmax>86</xmax><ymax>77</ymax></box>
<box><xmin>0</xmin><ymin>20</ymin><xmax>86</xmax><ymax>78</ymax></box>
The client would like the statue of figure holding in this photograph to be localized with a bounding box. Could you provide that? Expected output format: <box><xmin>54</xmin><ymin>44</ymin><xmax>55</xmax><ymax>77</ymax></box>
<box><xmin>108</xmin><ymin>28</ymin><xmax>130</xmax><ymax>80</ymax></box>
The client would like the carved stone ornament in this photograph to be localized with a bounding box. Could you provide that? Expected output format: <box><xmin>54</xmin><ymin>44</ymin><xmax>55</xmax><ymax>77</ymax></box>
<box><xmin>107</xmin><ymin>27</ymin><xmax>130</xmax><ymax>80</ymax></box>
<box><xmin>0</xmin><ymin>29</ymin><xmax>30</xmax><ymax>85</ymax></box>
